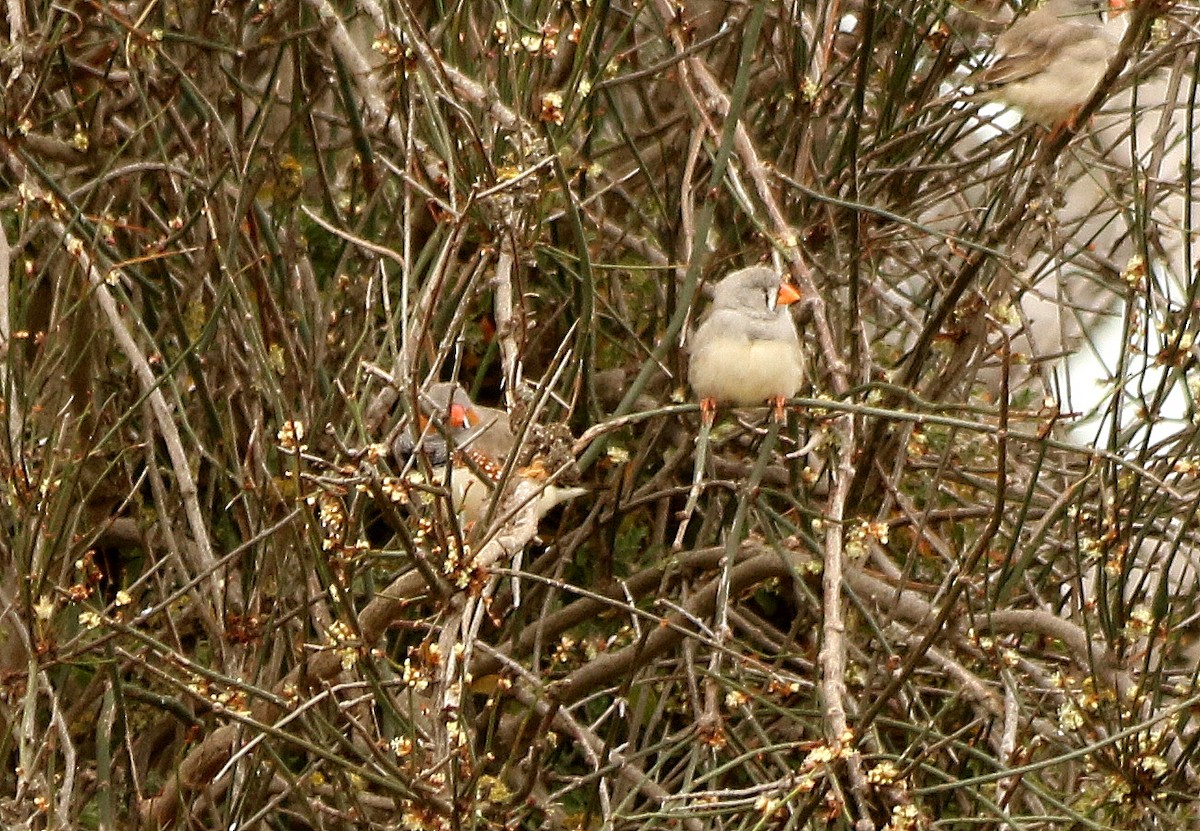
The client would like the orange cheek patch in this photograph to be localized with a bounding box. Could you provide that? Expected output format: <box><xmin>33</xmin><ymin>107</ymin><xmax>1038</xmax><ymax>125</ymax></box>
<box><xmin>450</xmin><ymin>403</ymin><xmax>472</xmax><ymax>428</ymax></box>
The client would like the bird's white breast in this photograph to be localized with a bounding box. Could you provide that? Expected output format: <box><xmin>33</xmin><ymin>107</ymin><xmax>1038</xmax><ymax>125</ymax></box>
<box><xmin>689</xmin><ymin>335</ymin><xmax>804</xmax><ymax>406</ymax></box>
<box><xmin>999</xmin><ymin>37</ymin><xmax>1114</xmax><ymax>125</ymax></box>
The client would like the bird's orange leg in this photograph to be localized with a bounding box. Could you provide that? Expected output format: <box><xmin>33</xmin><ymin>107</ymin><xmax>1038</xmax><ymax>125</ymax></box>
<box><xmin>700</xmin><ymin>397</ymin><xmax>717</xmax><ymax>428</ymax></box>
<box><xmin>1047</xmin><ymin>106</ymin><xmax>1086</xmax><ymax>143</ymax></box>
<box><xmin>771</xmin><ymin>395</ymin><xmax>789</xmax><ymax>423</ymax></box>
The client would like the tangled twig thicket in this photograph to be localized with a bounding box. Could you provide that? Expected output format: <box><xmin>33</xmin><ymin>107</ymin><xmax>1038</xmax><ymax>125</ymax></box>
<box><xmin>1</xmin><ymin>0</ymin><xmax>1199</xmax><ymax>828</ymax></box>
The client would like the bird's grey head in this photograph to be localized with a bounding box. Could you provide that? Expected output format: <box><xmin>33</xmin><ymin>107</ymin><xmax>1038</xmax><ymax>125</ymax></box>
<box><xmin>420</xmin><ymin>382</ymin><xmax>472</xmax><ymax>420</ymax></box>
<box><xmin>710</xmin><ymin>266</ymin><xmax>788</xmax><ymax>314</ymax></box>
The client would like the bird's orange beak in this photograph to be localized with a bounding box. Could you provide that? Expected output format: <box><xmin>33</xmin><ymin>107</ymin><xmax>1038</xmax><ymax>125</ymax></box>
<box><xmin>1108</xmin><ymin>0</ymin><xmax>1126</xmax><ymax>11</ymax></box>
<box><xmin>777</xmin><ymin>282</ymin><xmax>802</xmax><ymax>307</ymax></box>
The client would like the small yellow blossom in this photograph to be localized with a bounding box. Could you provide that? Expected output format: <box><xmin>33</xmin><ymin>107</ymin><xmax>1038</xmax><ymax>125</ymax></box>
<box><xmin>1173</xmin><ymin>456</ymin><xmax>1200</xmax><ymax>476</ymax></box>
<box><xmin>905</xmin><ymin>428</ymin><xmax>928</xmax><ymax>457</ymax></box>
<box><xmin>867</xmin><ymin>760</ymin><xmax>900</xmax><ymax>785</ymax></box>
<box><xmin>34</xmin><ymin>596</ymin><xmax>54</xmax><ymax>621</ymax></box>
<box><xmin>1129</xmin><ymin>605</ymin><xmax>1154</xmax><ymax>633</ymax></box>
<box><xmin>401</xmin><ymin>658</ymin><xmax>429</xmax><ymax>691</ymax></box>
<box><xmin>1136</xmin><ymin>753</ymin><xmax>1169</xmax><ymax>778</ymax></box>
<box><xmin>540</xmin><ymin>91</ymin><xmax>565</xmax><ymax>125</ymax></box>
<box><xmin>372</xmin><ymin>33</ymin><xmax>400</xmax><ymax>58</ymax></box>
<box><xmin>992</xmin><ymin>300</ymin><xmax>1020</xmax><ymax>327</ymax></box>
<box><xmin>754</xmin><ymin>796</ymin><xmax>783</xmax><ymax>816</ymax></box>
<box><xmin>268</xmin><ymin>343</ymin><xmax>286</xmax><ymax>375</ymax></box>
<box><xmin>800</xmin><ymin>77</ymin><xmax>820</xmax><ymax>102</ymax></box>
<box><xmin>277</xmin><ymin>419</ymin><xmax>306</xmax><ymax>451</ymax></box>
<box><xmin>1121</xmin><ymin>255</ymin><xmax>1146</xmax><ymax>289</ymax></box>
<box><xmin>866</xmin><ymin>520</ymin><xmax>889</xmax><ymax>545</ymax></box>
<box><xmin>606</xmin><ymin>445</ymin><xmax>630</xmax><ymax>464</ymax></box>
<box><xmin>1058</xmin><ymin>699</ymin><xmax>1085</xmax><ymax>732</ymax></box>
<box><xmin>885</xmin><ymin>803</ymin><xmax>921</xmax><ymax>831</ymax></box>
<box><xmin>804</xmin><ymin>744</ymin><xmax>836</xmax><ymax>766</ymax></box>
<box><xmin>477</xmin><ymin>775</ymin><xmax>512</xmax><ymax>802</ymax></box>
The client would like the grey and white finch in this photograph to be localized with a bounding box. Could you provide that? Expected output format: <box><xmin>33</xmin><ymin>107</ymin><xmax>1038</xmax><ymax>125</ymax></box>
<box><xmin>418</xmin><ymin>382</ymin><xmax>516</xmax><ymax>462</ymax></box>
<box><xmin>392</xmin><ymin>383</ymin><xmax>584</xmax><ymax>529</ymax></box>
<box><xmin>970</xmin><ymin>0</ymin><xmax>1123</xmax><ymax>127</ymax></box>
<box><xmin>688</xmin><ymin>266</ymin><xmax>805</xmax><ymax>424</ymax></box>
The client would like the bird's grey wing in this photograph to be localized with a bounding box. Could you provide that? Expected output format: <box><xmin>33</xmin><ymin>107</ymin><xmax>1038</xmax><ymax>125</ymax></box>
<box><xmin>741</xmin><ymin>313</ymin><xmax>801</xmax><ymax>346</ymax></box>
<box><xmin>392</xmin><ymin>432</ymin><xmax>450</xmax><ymax>468</ymax></box>
<box><xmin>973</xmin><ymin>22</ymin><xmax>1099</xmax><ymax>85</ymax></box>
<box><xmin>691</xmin><ymin>307</ymin><xmax>770</xmax><ymax>351</ymax></box>
<box><xmin>460</xmin><ymin>407</ymin><xmax>516</xmax><ymax>461</ymax></box>
<box><xmin>688</xmin><ymin>309</ymin><xmax>740</xmax><ymax>355</ymax></box>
